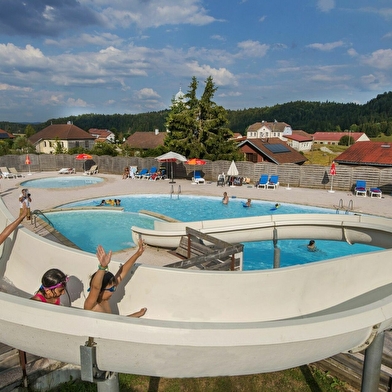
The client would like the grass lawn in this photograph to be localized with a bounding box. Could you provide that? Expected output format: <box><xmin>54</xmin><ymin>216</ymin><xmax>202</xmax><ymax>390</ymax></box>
<box><xmin>47</xmin><ymin>365</ymin><xmax>353</xmax><ymax>392</ymax></box>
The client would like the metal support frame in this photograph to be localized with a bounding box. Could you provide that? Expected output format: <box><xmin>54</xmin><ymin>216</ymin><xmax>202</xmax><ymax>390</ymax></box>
<box><xmin>361</xmin><ymin>330</ymin><xmax>385</xmax><ymax>392</ymax></box>
<box><xmin>80</xmin><ymin>337</ymin><xmax>119</xmax><ymax>392</ymax></box>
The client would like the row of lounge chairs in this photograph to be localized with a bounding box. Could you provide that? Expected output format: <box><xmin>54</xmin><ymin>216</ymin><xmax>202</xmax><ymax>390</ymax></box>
<box><xmin>58</xmin><ymin>165</ymin><xmax>98</xmax><ymax>175</ymax></box>
<box><xmin>256</xmin><ymin>174</ymin><xmax>280</xmax><ymax>190</ymax></box>
<box><xmin>135</xmin><ymin>167</ymin><xmax>166</xmax><ymax>180</ymax></box>
<box><xmin>0</xmin><ymin>167</ymin><xmax>25</xmax><ymax>178</ymax></box>
<box><xmin>354</xmin><ymin>180</ymin><xmax>382</xmax><ymax>198</ymax></box>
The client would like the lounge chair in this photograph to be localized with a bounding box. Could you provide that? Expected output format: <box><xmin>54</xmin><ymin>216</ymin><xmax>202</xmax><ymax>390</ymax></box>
<box><xmin>217</xmin><ymin>173</ymin><xmax>225</xmax><ymax>186</ymax></box>
<box><xmin>257</xmin><ymin>174</ymin><xmax>269</xmax><ymax>189</ymax></box>
<box><xmin>267</xmin><ymin>175</ymin><xmax>279</xmax><ymax>190</ymax></box>
<box><xmin>369</xmin><ymin>187</ymin><xmax>382</xmax><ymax>198</ymax></box>
<box><xmin>85</xmin><ymin>165</ymin><xmax>98</xmax><ymax>175</ymax></box>
<box><xmin>192</xmin><ymin>171</ymin><xmax>205</xmax><ymax>184</ymax></box>
<box><xmin>354</xmin><ymin>180</ymin><xmax>367</xmax><ymax>197</ymax></box>
<box><xmin>58</xmin><ymin>168</ymin><xmax>75</xmax><ymax>175</ymax></box>
<box><xmin>0</xmin><ymin>167</ymin><xmax>15</xmax><ymax>179</ymax></box>
<box><xmin>143</xmin><ymin>167</ymin><xmax>157</xmax><ymax>180</ymax></box>
<box><xmin>9</xmin><ymin>167</ymin><xmax>25</xmax><ymax>177</ymax></box>
<box><xmin>135</xmin><ymin>168</ymin><xmax>148</xmax><ymax>179</ymax></box>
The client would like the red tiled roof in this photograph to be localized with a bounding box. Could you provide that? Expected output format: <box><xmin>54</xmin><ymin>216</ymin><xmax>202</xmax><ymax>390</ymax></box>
<box><xmin>313</xmin><ymin>132</ymin><xmax>365</xmax><ymax>142</ymax></box>
<box><xmin>29</xmin><ymin>124</ymin><xmax>94</xmax><ymax>144</ymax></box>
<box><xmin>0</xmin><ymin>128</ymin><xmax>14</xmax><ymax>139</ymax></box>
<box><xmin>285</xmin><ymin>134</ymin><xmax>312</xmax><ymax>142</ymax></box>
<box><xmin>238</xmin><ymin>137</ymin><xmax>307</xmax><ymax>164</ymax></box>
<box><xmin>335</xmin><ymin>142</ymin><xmax>392</xmax><ymax>167</ymax></box>
<box><xmin>88</xmin><ymin>128</ymin><xmax>112</xmax><ymax>138</ymax></box>
<box><xmin>125</xmin><ymin>132</ymin><xmax>166</xmax><ymax>149</ymax></box>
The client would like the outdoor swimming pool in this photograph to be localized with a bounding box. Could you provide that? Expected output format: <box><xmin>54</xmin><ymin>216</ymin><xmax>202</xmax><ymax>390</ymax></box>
<box><xmin>21</xmin><ymin>176</ymin><xmax>103</xmax><ymax>188</ymax></box>
<box><xmin>41</xmin><ymin>195</ymin><xmax>383</xmax><ymax>270</ymax></box>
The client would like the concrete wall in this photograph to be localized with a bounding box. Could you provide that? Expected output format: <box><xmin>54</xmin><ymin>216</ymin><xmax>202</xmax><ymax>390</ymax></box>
<box><xmin>1</xmin><ymin>154</ymin><xmax>391</xmax><ymax>193</ymax></box>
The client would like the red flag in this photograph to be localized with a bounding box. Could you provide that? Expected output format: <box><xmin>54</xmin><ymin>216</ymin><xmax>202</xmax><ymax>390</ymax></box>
<box><xmin>329</xmin><ymin>162</ymin><xmax>336</xmax><ymax>176</ymax></box>
<box><xmin>25</xmin><ymin>155</ymin><xmax>31</xmax><ymax>165</ymax></box>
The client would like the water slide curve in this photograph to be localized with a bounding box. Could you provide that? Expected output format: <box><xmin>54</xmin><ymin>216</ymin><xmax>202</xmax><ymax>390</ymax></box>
<box><xmin>1</xmin><ymin>198</ymin><xmax>392</xmax><ymax>378</ymax></box>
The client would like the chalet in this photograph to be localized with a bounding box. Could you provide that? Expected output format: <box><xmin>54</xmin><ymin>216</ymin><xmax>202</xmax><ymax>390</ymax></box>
<box><xmin>246</xmin><ymin>121</ymin><xmax>293</xmax><ymax>139</ymax></box>
<box><xmin>28</xmin><ymin>122</ymin><xmax>95</xmax><ymax>154</ymax></box>
<box><xmin>88</xmin><ymin>128</ymin><xmax>115</xmax><ymax>143</ymax></box>
<box><xmin>334</xmin><ymin>141</ymin><xmax>392</xmax><ymax>167</ymax></box>
<box><xmin>283</xmin><ymin>130</ymin><xmax>313</xmax><ymax>152</ymax></box>
<box><xmin>238</xmin><ymin>138</ymin><xmax>307</xmax><ymax>165</ymax></box>
<box><xmin>313</xmin><ymin>132</ymin><xmax>370</xmax><ymax>145</ymax></box>
<box><xmin>0</xmin><ymin>129</ymin><xmax>14</xmax><ymax>140</ymax></box>
<box><xmin>124</xmin><ymin>130</ymin><xmax>166</xmax><ymax>150</ymax></box>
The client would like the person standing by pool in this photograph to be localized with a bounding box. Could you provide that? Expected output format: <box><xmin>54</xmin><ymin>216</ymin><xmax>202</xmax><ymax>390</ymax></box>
<box><xmin>222</xmin><ymin>192</ymin><xmax>229</xmax><ymax>204</ymax></box>
<box><xmin>84</xmin><ymin>238</ymin><xmax>147</xmax><ymax>317</ymax></box>
<box><xmin>19</xmin><ymin>188</ymin><xmax>31</xmax><ymax>220</ymax></box>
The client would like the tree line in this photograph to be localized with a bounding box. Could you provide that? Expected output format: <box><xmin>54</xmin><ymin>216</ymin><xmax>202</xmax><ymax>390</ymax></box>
<box><xmin>2</xmin><ymin>90</ymin><xmax>392</xmax><ymax>139</ymax></box>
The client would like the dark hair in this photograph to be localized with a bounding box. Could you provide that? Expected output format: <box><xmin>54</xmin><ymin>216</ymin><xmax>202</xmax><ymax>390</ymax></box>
<box><xmin>308</xmin><ymin>240</ymin><xmax>315</xmax><ymax>246</ymax></box>
<box><xmin>39</xmin><ymin>268</ymin><xmax>67</xmax><ymax>293</ymax></box>
<box><xmin>89</xmin><ymin>271</ymin><xmax>115</xmax><ymax>292</ymax></box>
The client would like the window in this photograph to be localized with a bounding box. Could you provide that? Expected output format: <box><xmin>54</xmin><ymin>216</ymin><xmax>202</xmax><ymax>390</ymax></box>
<box><xmin>245</xmin><ymin>153</ymin><xmax>258</xmax><ymax>163</ymax></box>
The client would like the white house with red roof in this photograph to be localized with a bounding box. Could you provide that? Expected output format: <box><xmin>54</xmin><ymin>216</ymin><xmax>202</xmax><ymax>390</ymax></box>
<box><xmin>283</xmin><ymin>131</ymin><xmax>313</xmax><ymax>152</ymax></box>
<box><xmin>88</xmin><ymin>128</ymin><xmax>115</xmax><ymax>143</ymax></box>
<box><xmin>313</xmin><ymin>132</ymin><xmax>370</xmax><ymax>145</ymax></box>
<box><xmin>246</xmin><ymin>121</ymin><xmax>292</xmax><ymax>139</ymax></box>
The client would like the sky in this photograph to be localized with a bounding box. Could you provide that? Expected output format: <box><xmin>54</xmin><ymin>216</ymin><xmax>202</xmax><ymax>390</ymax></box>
<box><xmin>1</xmin><ymin>0</ymin><xmax>392</xmax><ymax>123</ymax></box>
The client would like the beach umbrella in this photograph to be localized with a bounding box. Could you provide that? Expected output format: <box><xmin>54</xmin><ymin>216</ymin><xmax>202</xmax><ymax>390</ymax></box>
<box><xmin>186</xmin><ymin>158</ymin><xmax>206</xmax><ymax>180</ymax></box>
<box><xmin>76</xmin><ymin>153</ymin><xmax>93</xmax><ymax>171</ymax></box>
<box><xmin>227</xmin><ymin>160</ymin><xmax>239</xmax><ymax>176</ymax></box>
<box><xmin>155</xmin><ymin>151</ymin><xmax>187</xmax><ymax>183</ymax></box>
<box><xmin>328</xmin><ymin>161</ymin><xmax>336</xmax><ymax>193</ymax></box>
<box><xmin>25</xmin><ymin>154</ymin><xmax>31</xmax><ymax>175</ymax></box>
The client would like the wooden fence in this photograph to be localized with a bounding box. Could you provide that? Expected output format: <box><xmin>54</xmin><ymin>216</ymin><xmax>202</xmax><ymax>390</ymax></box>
<box><xmin>1</xmin><ymin>154</ymin><xmax>391</xmax><ymax>194</ymax></box>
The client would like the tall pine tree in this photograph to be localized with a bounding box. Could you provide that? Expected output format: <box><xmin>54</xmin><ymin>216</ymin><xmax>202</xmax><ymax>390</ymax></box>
<box><xmin>165</xmin><ymin>76</ymin><xmax>242</xmax><ymax>161</ymax></box>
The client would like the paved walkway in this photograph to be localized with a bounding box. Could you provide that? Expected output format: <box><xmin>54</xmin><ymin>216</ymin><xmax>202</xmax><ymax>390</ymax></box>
<box><xmin>0</xmin><ymin>171</ymin><xmax>391</xmax><ymax>265</ymax></box>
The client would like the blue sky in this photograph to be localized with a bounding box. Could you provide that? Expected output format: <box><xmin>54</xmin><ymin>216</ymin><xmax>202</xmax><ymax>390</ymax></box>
<box><xmin>1</xmin><ymin>0</ymin><xmax>392</xmax><ymax>123</ymax></box>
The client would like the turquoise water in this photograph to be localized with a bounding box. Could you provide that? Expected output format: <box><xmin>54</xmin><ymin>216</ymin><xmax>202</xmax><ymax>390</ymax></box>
<box><xmin>43</xmin><ymin>195</ymin><xmax>382</xmax><ymax>270</ymax></box>
<box><xmin>21</xmin><ymin>176</ymin><xmax>103</xmax><ymax>188</ymax></box>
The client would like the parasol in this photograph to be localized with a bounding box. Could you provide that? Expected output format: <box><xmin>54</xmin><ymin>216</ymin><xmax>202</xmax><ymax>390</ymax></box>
<box><xmin>76</xmin><ymin>153</ymin><xmax>93</xmax><ymax>172</ymax></box>
<box><xmin>328</xmin><ymin>161</ymin><xmax>336</xmax><ymax>193</ymax></box>
<box><xmin>155</xmin><ymin>151</ymin><xmax>187</xmax><ymax>183</ymax></box>
<box><xmin>227</xmin><ymin>160</ymin><xmax>239</xmax><ymax>176</ymax></box>
<box><xmin>25</xmin><ymin>154</ymin><xmax>32</xmax><ymax>175</ymax></box>
<box><xmin>186</xmin><ymin>158</ymin><xmax>206</xmax><ymax>181</ymax></box>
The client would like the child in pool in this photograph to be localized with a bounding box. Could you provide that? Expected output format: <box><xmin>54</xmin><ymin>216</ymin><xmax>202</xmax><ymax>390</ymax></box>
<box><xmin>84</xmin><ymin>238</ymin><xmax>147</xmax><ymax>317</ymax></box>
<box><xmin>31</xmin><ymin>268</ymin><xmax>68</xmax><ymax>305</ymax></box>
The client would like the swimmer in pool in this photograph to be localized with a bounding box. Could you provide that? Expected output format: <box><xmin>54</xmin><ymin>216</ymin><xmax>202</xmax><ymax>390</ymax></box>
<box><xmin>307</xmin><ymin>240</ymin><xmax>317</xmax><ymax>252</ymax></box>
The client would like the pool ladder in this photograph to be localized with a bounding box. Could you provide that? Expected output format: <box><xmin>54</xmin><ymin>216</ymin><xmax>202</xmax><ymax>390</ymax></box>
<box><xmin>170</xmin><ymin>185</ymin><xmax>181</xmax><ymax>199</ymax></box>
<box><xmin>335</xmin><ymin>199</ymin><xmax>354</xmax><ymax>214</ymax></box>
<box><xmin>31</xmin><ymin>209</ymin><xmax>55</xmax><ymax>228</ymax></box>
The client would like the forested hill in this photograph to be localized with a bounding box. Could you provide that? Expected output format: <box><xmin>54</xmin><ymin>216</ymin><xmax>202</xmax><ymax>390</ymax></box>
<box><xmin>2</xmin><ymin>91</ymin><xmax>392</xmax><ymax>137</ymax></box>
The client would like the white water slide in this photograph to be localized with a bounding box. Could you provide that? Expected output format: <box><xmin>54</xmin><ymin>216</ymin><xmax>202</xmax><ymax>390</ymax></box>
<box><xmin>1</xmin><ymin>197</ymin><xmax>392</xmax><ymax>378</ymax></box>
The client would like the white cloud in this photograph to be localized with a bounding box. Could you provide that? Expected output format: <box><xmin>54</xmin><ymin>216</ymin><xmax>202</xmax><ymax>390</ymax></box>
<box><xmin>362</xmin><ymin>49</ymin><xmax>392</xmax><ymax>70</ymax></box>
<box><xmin>306</xmin><ymin>41</ymin><xmax>344</xmax><ymax>51</ymax></box>
<box><xmin>186</xmin><ymin>61</ymin><xmax>237</xmax><ymax>86</ymax></box>
<box><xmin>317</xmin><ymin>0</ymin><xmax>335</xmax><ymax>13</ymax></box>
<box><xmin>347</xmin><ymin>48</ymin><xmax>358</xmax><ymax>57</ymax></box>
<box><xmin>236</xmin><ymin>40</ymin><xmax>269</xmax><ymax>58</ymax></box>
<box><xmin>135</xmin><ymin>88</ymin><xmax>161</xmax><ymax>100</ymax></box>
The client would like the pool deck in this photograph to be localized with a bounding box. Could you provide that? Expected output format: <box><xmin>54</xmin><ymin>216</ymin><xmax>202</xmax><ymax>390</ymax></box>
<box><xmin>0</xmin><ymin>171</ymin><xmax>391</xmax><ymax>266</ymax></box>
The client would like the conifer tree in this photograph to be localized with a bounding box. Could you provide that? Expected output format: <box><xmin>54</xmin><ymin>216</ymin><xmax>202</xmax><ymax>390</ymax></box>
<box><xmin>165</xmin><ymin>76</ymin><xmax>241</xmax><ymax>160</ymax></box>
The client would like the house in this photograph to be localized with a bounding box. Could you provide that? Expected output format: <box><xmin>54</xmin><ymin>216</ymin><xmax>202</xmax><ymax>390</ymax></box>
<box><xmin>334</xmin><ymin>141</ymin><xmax>392</xmax><ymax>167</ymax></box>
<box><xmin>246</xmin><ymin>121</ymin><xmax>293</xmax><ymax>140</ymax></box>
<box><xmin>283</xmin><ymin>130</ymin><xmax>313</xmax><ymax>152</ymax></box>
<box><xmin>28</xmin><ymin>122</ymin><xmax>95</xmax><ymax>154</ymax></box>
<box><xmin>238</xmin><ymin>138</ymin><xmax>307</xmax><ymax>165</ymax></box>
<box><xmin>124</xmin><ymin>130</ymin><xmax>166</xmax><ymax>150</ymax></box>
<box><xmin>313</xmin><ymin>132</ymin><xmax>370</xmax><ymax>145</ymax></box>
<box><xmin>88</xmin><ymin>128</ymin><xmax>115</xmax><ymax>143</ymax></box>
<box><xmin>0</xmin><ymin>129</ymin><xmax>14</xmax><ymax>139</ymax></box>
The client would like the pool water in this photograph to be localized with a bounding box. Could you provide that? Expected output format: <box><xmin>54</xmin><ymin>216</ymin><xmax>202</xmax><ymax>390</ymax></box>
<box><xmin>21</xmin><ymin>176</ymin><xmax>103</xmax><ymax>188</ymax></box>
<box><xmin>43</xmin><ymin>195</ymin><xmax>382</xmax><ymax>270</ymax></box>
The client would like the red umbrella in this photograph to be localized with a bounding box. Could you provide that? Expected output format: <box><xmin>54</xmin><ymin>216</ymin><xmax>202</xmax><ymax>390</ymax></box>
<box><xmin>328</xmin><ymin>161</ymin><xmax>336</xmax><ymax>193</ymax></box>
<box><xmin>25</xmin><ymin>154</ymin><xmax>31</xmax><ymax>175</ymax></box>
<box><xmin>76</xmin><ymin>153</ymin><xmax>93</xmax><ymax>171</ymax></box>
<box><xmin>186</xmin><ymin>158</ymin><xmax>206</xmax><ymax>181</ymax></box>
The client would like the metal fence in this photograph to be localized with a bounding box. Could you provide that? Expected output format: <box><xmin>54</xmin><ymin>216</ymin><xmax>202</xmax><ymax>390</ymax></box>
<box><xmin>1</xmin><ymin>154</ymin><xmax>391</xmax><ymax>193</ymax></box>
